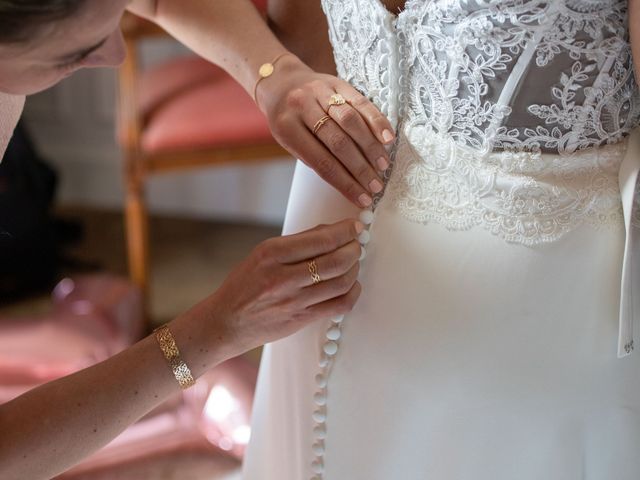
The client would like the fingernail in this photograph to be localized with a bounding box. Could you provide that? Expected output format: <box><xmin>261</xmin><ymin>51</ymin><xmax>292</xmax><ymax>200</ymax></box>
<box><xmin>376</xmin><ymin>156</ymin><xmax>389</xmax><ymax>171</ymax></box>
<box><xmin>355</xmin><ymin>221</ymin><xmax>365</xmax><ymax>234</ymax></box>
<box><xmin>358</xmin><ymin>193</ymin><xmax>373</xmax><ymax>207</ymax></box>
<box><xmin>382</xmin><ymin>129</ymin><xmax>395</xmax><ymax>143</ymax></box>
<box><xmin>369</xmin><ymin>179</ymin><xmax>383</xmax><ymax>194</ymax></box>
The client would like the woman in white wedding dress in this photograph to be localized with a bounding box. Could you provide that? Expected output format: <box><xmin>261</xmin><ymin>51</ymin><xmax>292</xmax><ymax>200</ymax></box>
<box><xmin>243</xmin><ymin>0</ymin><xmax>640</xmax><ymax>479</ymax></box>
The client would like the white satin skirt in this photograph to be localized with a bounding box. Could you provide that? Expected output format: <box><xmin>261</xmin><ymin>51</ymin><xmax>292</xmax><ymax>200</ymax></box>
<box><xmin>242</xmin><ymin>159</ymin><xmax>640</xmax><ymax>480</ymax></box>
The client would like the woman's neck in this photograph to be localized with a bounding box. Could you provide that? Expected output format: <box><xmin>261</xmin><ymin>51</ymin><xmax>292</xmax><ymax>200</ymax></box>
<box><xmin>0</xmin><ymin>91</ymin><xmax>26</xmax><ymax>160</ymax></box>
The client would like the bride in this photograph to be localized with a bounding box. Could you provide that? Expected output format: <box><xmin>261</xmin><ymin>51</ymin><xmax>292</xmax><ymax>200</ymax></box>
<box><xmin>243</xmin><ymin>0</ymin><xmax>640</xmax><ymax>479</ymax></box>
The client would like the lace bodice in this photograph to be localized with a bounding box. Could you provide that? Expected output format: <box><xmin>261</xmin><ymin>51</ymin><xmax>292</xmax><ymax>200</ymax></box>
<box><xmin>322</xmin><ymin>0</ymin><xmax>638</xmax><ymax>153</ymax></box>
<box><xmin>321</xmin><ymin>0</ymin><xmax>640</xmax><ymax>245</ymax></box>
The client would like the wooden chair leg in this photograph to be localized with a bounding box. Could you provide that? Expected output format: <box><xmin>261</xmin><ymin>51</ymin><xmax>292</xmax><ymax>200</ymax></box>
<box><xmin>124</xmin><ymin>170</ymin><xmax>151</xmax><ymax>333</ymax></box>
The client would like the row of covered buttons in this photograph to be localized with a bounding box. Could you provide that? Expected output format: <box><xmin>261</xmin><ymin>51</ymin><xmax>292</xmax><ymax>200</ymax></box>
<box><xmin>310</xmin><ymin>207</ymin><xmax>374</xmax><ymax>478</ymax></box>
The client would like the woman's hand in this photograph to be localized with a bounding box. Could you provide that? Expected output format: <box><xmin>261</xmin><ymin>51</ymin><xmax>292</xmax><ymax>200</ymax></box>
<box><xmin>257</xmin><ymin>55</ymin><xmax>395</xmax><ymax>208</ymax></box>
<box><xmin>181</xmin><ymin>219</ymin><xmax>364</xmax><ymax>359</ymax></box>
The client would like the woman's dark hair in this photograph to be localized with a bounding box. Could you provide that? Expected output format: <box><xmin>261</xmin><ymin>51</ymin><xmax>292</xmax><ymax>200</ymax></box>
<box><xmin>0</xmin><ymin>0</ymin><xmax>86</xmax><ymax>43</ymax></box>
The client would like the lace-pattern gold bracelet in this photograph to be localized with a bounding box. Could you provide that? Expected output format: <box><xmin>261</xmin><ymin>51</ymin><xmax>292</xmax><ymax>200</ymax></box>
<box><xmin>154</xmin><ymin>324</ymin><xmax>196</xmax><ymax>390</ymax></box>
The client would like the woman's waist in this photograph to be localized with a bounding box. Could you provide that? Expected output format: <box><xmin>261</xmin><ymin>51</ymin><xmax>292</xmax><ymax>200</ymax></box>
<box><xmin>383</xmin><ymin>129</ymin><xmax>627</xmax><ymax>246</ymax></box>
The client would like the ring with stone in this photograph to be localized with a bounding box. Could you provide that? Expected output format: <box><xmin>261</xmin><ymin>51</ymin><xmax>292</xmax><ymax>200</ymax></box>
<box><xmin>327</xmin><ymin>93</ymin><xmax>348</xmax><ymax>112</ymax></box>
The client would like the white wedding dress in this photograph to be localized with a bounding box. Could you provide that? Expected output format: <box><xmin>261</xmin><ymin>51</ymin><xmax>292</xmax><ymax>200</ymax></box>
<box><xmin>243</xmin><ymin>1</ymin><xmax>640</xmax><ymax>479</ymax></box>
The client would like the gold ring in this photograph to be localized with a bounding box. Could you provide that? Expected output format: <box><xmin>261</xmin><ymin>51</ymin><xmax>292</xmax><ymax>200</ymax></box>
<box><xmin>313</xmin><ymin>115</ymin><xmax>332</xmax><ymax>135</ymax></box>
<box><xmin>328</xmin><ymin>93</ymin><xmax>348</xmax><ymax>112</ymax></box>
<box><xmin>308</xmin><ymin>259</ymin><xmax>322</xmax><ymax>285</ymax></box>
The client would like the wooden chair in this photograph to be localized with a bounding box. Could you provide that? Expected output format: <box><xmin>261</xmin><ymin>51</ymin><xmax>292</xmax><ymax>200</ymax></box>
<box><xmin>116</xmin><ymin>9</ymin><xmax>287</xmax><ymax>330</ymax></box>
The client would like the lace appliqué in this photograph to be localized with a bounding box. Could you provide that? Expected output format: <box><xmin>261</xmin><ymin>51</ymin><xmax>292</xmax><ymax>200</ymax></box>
<box><xmin>401</xmin><ymin>0</ymin><xmax>639</xmax><ymax>154</ymax></box>
<box><xmin>387</xmin><ymin>128</ymin><xmax>627</xmax><ymax>245</ymax></box>
<box><xmin>321</xmin><ymin>0</ymin><xmax>400</xmax><ymax>128</ymax></box>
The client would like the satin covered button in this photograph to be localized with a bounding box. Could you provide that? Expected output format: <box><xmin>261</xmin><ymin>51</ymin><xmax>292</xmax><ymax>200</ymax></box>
<box><xmin>323</xmin><ymin>341</ymin><xmax>338</xmax><ymax>356</ymax></box>
<box><xmin>359</xmin><ymin>209</ymin><xmax>374</xmax><ymax>225</ymax></box>
<box><xmin>313</xmin><ymin>410</ymin><xmax>327</xmax><ymax>423</ymax></box>
<box><xmin>358</xmin><ymin>230</ymin><xmax>371</xmax><ymax>245</ymax></box>
<box><xmin>312</xmin><ymin>442</ymin><xmax>325</xmax><ymax>456</ymax></box>
<box><xmin>313</xmin><ymin>425</ymin><xmax>327</xmax><ymax>440</ymax></box>
<box><xmin>315</xmin><ymin>373</ymin><xmax>328</xmax><ymax>388</ymax></box>
<box><xmin>314</xmin><ymin>391</ymin><xmax>327</xmax><ymax>406</ymax></box>
<box><xmin>326</xmin><ymin>327</ymin><xmax>341</xmax><ymax>341</ymax></box>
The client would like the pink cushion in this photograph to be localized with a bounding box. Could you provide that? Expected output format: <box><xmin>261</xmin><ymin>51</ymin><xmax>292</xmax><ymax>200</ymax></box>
<box><xmin>138</xmin><ymin>56</ymin><xmax>227</xmax><ymax>119</ymax></box>
<box><xmin>139</xmin><ymin>57</ymin><xmax>275</xmax><ymax>154</ymax></box>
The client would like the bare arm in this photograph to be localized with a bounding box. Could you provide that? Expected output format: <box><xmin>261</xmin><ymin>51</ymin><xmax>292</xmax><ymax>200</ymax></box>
<box><xmin>0</xmin><ymin>313</ymin><xmax>217</xmax><ymax>480</ymax></box>
<box><xmin>128</xmin><ymin>0</ymin><xmax>287</xmax><ymax>102</ymax></box>
<box><xmin>128</xmin><ymin>0</ymin><xmax>396</xmax><ymax>209</ymax></box>
<box><xmin>0</xmin><ymin>220</ymin><xmax>363</xmax><ymax>480</ymax></box>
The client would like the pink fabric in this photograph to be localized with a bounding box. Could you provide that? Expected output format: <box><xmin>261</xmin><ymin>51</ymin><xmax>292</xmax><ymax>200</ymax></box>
<box><xmin>52</xmin><ymin>275</ymin><xmax>144</xmax><ymax>347</ymax></box>
<box><xmin>140</xmin><ymin>67</ymin><xmax>273</xmax><ymax>154</ymax></box>
<box><xmin>0</xmin><ymin>275</ymin><xmax>143</xmax><ymax>404</ymax></box>
<box><xmin>0</xmin><ymin>321</ymin><xmax>109</xmax><ymax>386</ymax></box>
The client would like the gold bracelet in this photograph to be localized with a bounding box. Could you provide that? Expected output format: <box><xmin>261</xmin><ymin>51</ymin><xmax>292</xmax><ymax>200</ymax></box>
<box><xmin>154</xmin><ymin>324</ymin><xmax>196</xmax><ymax>390</ymax></box>
<box><xmin>253</xmin><ymin>52</ymin><xmax>292</xmax><ymax>104</ymax></box>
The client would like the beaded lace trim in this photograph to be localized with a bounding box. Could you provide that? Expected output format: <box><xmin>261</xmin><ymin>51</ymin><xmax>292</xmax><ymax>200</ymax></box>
<box><xmin>387</xmin><ymin>128</ymin><xmax>628</xmax><ymax>245</ymax></box>
<box><xmin>309</xmin><ymin>209</ymin><xmax>375</xmax><ymax>480</ymax></box>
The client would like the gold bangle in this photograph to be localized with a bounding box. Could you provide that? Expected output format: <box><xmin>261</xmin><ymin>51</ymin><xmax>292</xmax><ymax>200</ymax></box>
<box><xmin>253</xmin><ymin>52</ymin><xmax>291</xmax><ymax>104</ymax></box>
<box><xmin>154</xmin><ymin>324</ymin><xmax>196</xmax><ymax>390</ymax></box>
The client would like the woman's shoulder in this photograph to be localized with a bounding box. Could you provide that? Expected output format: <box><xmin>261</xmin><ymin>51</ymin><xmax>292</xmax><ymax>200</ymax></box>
<box><xmin>0</xmin><ymin>91</ymin><xmax>25</xmax><ymax>160</ymax></box>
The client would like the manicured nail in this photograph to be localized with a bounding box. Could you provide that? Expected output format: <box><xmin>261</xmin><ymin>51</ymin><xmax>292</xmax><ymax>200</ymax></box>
<box><xmin>355</xmin><ymin>221</ymin><xmax>365</xmax><ymax>234</ymax></box>
<box><xmin>369</xmin><ymin>179</ymin><xmax>383</xmax><ymax>194</ymax></box>
<box><xmin>376</xmin><ymin>156</ymin><xmax>389</xmax><ymax>171</ymax></box>
<box><xmin>382</xmin><ymin>129</ymin><xmax>395</xmax><ymax>143</ymax></box>
<box><xmin>358</xmin><ymin>193</ymin><xmax>373</xmax><ymax>207</ymax></box>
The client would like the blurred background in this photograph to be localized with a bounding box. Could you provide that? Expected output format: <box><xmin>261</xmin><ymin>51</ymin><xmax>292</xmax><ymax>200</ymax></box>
<box><xmin>0</xmin><ymin>10</ymin><xmax>293</xmax><ymax>479</ymax></box>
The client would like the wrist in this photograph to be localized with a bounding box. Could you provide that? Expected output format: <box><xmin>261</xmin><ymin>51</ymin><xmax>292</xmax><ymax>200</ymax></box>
<box><xmin>168</xmin><ymin>296</ymin><xmax>232</xmax><ymax>379</ymax></box>
<box><xmin>255</xmin><ymin>53</ymin><xmax>313</xmax><ymax>114</ymax></box>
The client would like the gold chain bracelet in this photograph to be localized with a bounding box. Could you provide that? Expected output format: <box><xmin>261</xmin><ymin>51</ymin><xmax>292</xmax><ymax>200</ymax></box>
<box><xmin>253</xmin><ymin>52</ymin><xmax>292</xmax><ymax>105</ymax></box>
<box><xmin>154</xmin><ymin>324</ymin><xmax>196</xmax><ymax>390</ymax></box>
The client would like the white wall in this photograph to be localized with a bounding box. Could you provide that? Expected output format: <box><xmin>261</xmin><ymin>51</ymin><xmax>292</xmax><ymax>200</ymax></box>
<box><xmin>22</xmin><ymin>40</ymin><xmax>296</xmax><ymax>225</ymax></box>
